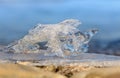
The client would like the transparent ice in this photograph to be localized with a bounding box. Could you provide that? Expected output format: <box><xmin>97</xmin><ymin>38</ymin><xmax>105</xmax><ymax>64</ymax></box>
<box><xmin>7</xmin><ymin>19</ymin><xmax>98</xmax><ymax>57</ymax></box>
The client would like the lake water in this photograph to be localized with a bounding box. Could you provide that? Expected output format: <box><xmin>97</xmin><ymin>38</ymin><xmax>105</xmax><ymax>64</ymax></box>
<box><xmin>0</xmin><ymin>0</ymin><xmax>120</xmax><ymax>45</ymax></box>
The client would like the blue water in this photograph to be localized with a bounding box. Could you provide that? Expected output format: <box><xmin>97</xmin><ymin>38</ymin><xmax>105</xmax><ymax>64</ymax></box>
<box><xmin>0</xmin><ymin>0</ymin><xmax>120</xmax><ymax>44</ymax></box>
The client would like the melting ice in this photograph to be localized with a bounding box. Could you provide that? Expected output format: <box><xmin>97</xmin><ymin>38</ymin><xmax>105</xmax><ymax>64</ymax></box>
<box><xmin>7</xmin><ymin>19</ymin><xmax>98</xmax><ymax>57</ymax></box>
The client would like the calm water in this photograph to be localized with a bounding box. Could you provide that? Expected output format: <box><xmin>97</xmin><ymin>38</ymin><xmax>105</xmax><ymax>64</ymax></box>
<box><xmin>0</xmin><ymin>0</ymin><xmax>120</xmax><ymax>44</ymax></box>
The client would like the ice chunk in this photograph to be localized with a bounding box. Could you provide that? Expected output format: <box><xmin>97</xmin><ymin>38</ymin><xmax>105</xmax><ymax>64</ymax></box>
<box><xmin>62</xmin><ymin>29</ymin><xmax>98</xmax><ymax>54</ymax></box>
<box><xmin>7</xmin><ymin>19</ymin><xmax>98</xmax><ymax>57</ymax></box>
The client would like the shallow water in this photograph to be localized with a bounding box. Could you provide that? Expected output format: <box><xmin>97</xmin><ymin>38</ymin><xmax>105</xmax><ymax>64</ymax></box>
<box><xmin>0</xmin><ymin>0</ymin><xmax>120</xmax><ymax>44</ymax></box>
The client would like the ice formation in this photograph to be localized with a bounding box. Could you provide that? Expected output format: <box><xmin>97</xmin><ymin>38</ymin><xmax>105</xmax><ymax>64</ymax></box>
<box><xmin>7</xmin><ymin>19</ymin><xmax>98</xmax><ymax>57</ymax></box>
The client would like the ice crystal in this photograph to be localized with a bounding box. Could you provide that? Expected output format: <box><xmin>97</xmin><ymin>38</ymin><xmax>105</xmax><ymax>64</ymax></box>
<box><xmin>8</xmin><ymin>19</ymin><xmax>98</xmax><ymax>57</ymax></box>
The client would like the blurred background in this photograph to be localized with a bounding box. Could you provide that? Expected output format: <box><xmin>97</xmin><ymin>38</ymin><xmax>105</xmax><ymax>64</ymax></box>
<box><xmin>0</xmin><ymin>0</ymin><xmax>120</xmax><ymax>55</ymax></box>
